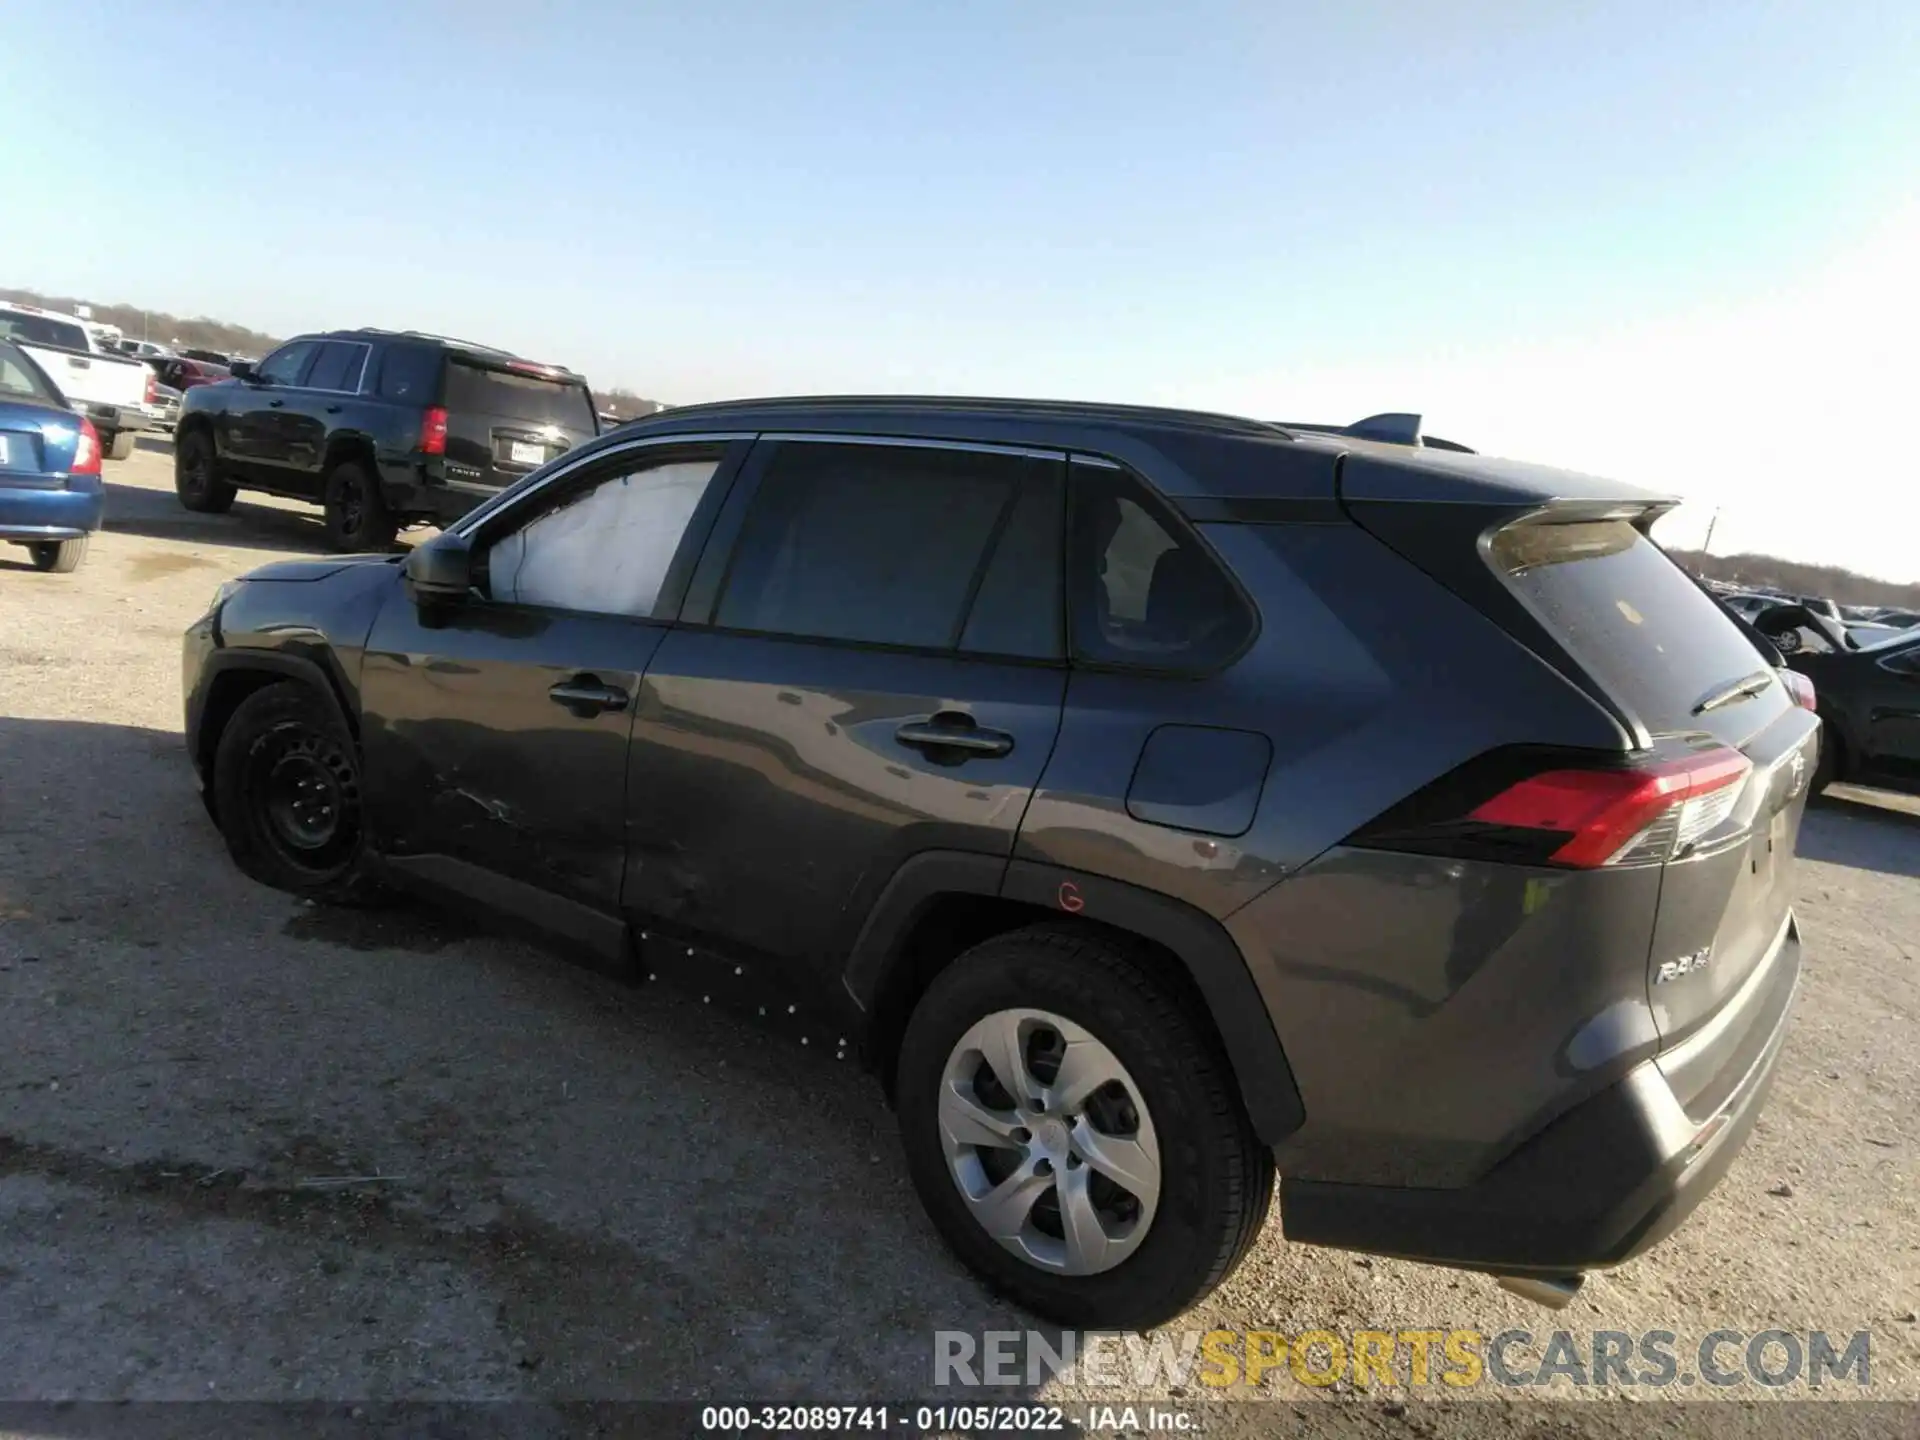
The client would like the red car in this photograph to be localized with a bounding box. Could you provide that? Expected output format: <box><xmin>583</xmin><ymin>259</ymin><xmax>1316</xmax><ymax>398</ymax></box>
<box><xmin>148</xmin><ymin>356</ymin><xmax>229</xmax><ymax>391</ymax></box>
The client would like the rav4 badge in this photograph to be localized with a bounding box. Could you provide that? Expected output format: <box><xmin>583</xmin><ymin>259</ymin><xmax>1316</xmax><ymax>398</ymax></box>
<box><xmin>1655</xmin><ymin>947</ymin><xmax>1713</xmax><ymax>984</ymax></box>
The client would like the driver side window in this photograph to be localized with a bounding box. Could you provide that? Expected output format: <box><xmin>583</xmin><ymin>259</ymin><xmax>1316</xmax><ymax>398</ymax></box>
<box><xmin>257</xmin><ymin>342</ymin><xmax>315</xmax><ymax>386</ymax></box>
<box><xmin>483</xmin><ymin>451</ymin><xmax>724</xmax><ymax>620</ymax></box>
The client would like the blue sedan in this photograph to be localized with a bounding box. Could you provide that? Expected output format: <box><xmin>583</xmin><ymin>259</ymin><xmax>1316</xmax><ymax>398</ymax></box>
<box><xmin>0</xmin><ymin>339</ymin><xmax>104</xmax><ymax>572</ymax></box>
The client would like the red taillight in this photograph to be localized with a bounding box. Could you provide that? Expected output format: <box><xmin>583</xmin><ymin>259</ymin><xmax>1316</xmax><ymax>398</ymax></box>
<box><xmin>71</xmin><ymin>418</ymin><xmax>102</xmax><ymax>476</ymax></box>
<box><xmin>419</xmin><ymin>406</ymin><xmax>448</xmax><ymax>456</ymax></box>
<box><xmin>1781</xmin><ymin>670</ymin><xmax>1817</xmax><ymax>712</ymax></box>
<box><xmin>145</xmin><ymin>371</ymin><xmax>158</xmax><ymax>404</ymax></box>
<box><xmin>1468</xmin><ymin>748</ymin><xmax>1752</xmax><ymax>868</ymax></box>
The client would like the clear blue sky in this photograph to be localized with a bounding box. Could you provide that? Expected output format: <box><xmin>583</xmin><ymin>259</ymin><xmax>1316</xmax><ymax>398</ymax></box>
<box><xmin>8</xmin><ymin>0</ymin><xmax>1918</xmax><ymax>572</ymax></box>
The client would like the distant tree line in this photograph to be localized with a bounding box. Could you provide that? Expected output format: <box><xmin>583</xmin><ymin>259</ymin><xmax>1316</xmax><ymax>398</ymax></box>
<box><xmin>1</xmin><ymin>285</ymin><xmax>666</xmax><ymax>412</ymax></box>
<box><xmin>597</xmin><ymin>386</ymin><xmax>668</xmax><ymax>420</ymax></box>
<box><xmin>1669</xmin><ymin>549</ymin><xmax>1920</xmax><ymax>609</ymax></box>
<box><xmin>2</xmin><ymin>285</ymin><xmax>283</xmax><ymax>360</ymax></box>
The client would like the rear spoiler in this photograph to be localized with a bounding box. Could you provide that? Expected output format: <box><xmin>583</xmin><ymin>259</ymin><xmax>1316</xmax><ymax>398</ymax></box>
<box><xmin>453</xmin><ymin>351</ymin><xmax>587</xmax><ymax>384</ymax></box>
<box><xmin>1273</xmin><ymin>412</ymin><xmax>1476</xmax><ymax>454</ymax></box>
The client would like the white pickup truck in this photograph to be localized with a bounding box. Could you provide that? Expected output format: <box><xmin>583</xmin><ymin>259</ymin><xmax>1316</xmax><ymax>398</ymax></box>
<box><xmin>0</xmin><ymin>300</ymin><xmax>154</xmax><ymax>459</ymax></box>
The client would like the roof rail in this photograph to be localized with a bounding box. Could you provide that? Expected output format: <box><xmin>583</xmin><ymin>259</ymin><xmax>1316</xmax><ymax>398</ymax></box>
<box><xmin>643</xmin><ymin>394</ymin><xmax>1284</xmax><ymax>437</ymax></box>
<box><xmin>351</xmin><ymin>326</ymin><xmax>516</xmax><ymax>356</ymax></box>
<box><xmin>1272</xmin><ymin>413</ymin><xmax>1475</xmax><ymax>454</ymax></box>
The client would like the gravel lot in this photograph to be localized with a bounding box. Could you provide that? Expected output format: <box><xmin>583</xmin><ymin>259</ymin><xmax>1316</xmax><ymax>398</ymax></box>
<box><xmin>1</xmin><ymin>442</ymin><xmax>1916</xmax><ymax>1433</ymax></box>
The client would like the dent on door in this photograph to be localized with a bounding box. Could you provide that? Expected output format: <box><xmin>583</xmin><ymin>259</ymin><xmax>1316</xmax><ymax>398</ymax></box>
<box><xmin>357</xmin><ymin>598</ymin><xmax>661</xmax><ymax>912</ymax></box>
<box><xmin>621</xmin><ymin>634</ymin><xmax>1067</xmax><ymax>975</ymax></box>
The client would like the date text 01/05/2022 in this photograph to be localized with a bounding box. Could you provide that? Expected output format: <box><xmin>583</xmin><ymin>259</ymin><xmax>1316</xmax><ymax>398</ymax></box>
<box><xmin>697</xmin><ymin>1404</ymin><xmax>1190</xmax><ymax>1433</ymax></box>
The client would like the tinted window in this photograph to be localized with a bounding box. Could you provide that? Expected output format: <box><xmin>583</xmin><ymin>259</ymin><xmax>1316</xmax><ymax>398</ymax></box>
<box><xmin>1488</xmin><ymin>520</ymin><xmax>1773</xmax><ymax>730</ymax></box>
<box><xmin>486</xmin><ymin>454</ymin><xmax>724</xmax><ymax>619</ymax></box>
<box><xmin>959</xmin><ymin>474</ymin><xmax>1065</xmax><ymax>659</ymax></box>
<box><xmin>376</xmin><ymin>345</ymin><xmax>440</xmax><ymax>402</ymax></box>
<box><xmin>0</xmin><ymin>345</ymin><xmax>56</xmax><ymax>402</ymax></box>
<box><xmin>445</xmin><ymin>361</ymin><xmax>595</xmax><ymax>432</ymax></box>
<box><xmin>302</xmin><ymin>342</ymin><xmax>363</xmax><ymax>392</ymax></box>
<box><xmin>0</xmin><ymin>312</ymin><xmax>88</xmax><ymax>350</ymax></box>
<box><xmin>1068</xmin><ymin>464</ymin><xmax>1252</xmax><ymax>668</ymax></box>
<box><xmin>717</xmin><ymin>442</ymin><xmax>1041</xmax><ymax>649</ymax></box>
<box><xmin>257</xmin><ymin>342</ymin><xmax>316</xmax><ymax>386</ymax></box>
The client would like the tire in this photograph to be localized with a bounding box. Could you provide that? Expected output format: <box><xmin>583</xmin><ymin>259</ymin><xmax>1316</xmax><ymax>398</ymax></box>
<box><xmin>322</xmin><ymin>460</ymin><xmax>397</xmax><ymax>553</ymax></box>
<box><xmin>174</xmin><ymin>427</ymin><xmax>236</xmax><ymax>513</ymax></box>
<box><xmin>105</xmin><ymin>429</ymin><xmax>136</xmax><ymax>461</ymax></box>
<box><xmin>28</xmin><ymin>537</ymin><xmax>88</xmax><ymax>573</ymax></box>
<box><xmin>211</xmin><ymin>680</ymin><xmax>383</xmax><ymax>905</ymax></box>
<box><xmin>896</xmin><ymin>923</ymin><xmax>1274</xmax><ymax>1330</ymax></box>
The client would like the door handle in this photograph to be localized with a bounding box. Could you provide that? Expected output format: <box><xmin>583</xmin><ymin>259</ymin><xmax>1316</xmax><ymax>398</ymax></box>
<box><xmin>325</xmin><ymin>403</ymin><xmax>343</xmax><ymax>414</ymax></box>
<box><xmin>268</xmin><ymin>399</ymin><xmax>285</xmax><ymax>408</ymax></box>
<box><xmin>895</xmin><ymin>714</ymin><xmax>1014</xmax><ymax>759</ymax></box>
<box><xmin>548</xmin><ymin>675</ymin><xmax>630</xmax><ymax>715</ymax></box>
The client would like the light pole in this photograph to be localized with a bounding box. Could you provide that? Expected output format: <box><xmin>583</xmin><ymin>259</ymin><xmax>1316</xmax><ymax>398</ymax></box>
<box><xmin>1701</xmin><ymin>508</ymin><xmax>1721</xmax><ymax>556</ymax></box>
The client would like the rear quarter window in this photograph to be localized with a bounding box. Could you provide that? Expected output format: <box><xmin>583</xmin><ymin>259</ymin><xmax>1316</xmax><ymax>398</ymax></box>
<box><xmin>1488</xmin><ymin>520</ymin><xmax>1773</xmax><ymax>732</ymax></box>
<box><xmin>377</xmin><ymin>345</ymin><xmax>442</xmax><ymax>403</ymax></box>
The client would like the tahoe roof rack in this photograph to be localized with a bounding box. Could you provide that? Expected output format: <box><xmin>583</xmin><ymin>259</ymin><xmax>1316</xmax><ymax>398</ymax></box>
<box><xmin>1274</xmin><ymin>412</ymin><xmax>1476</xmax><ymax>454</ymax></box>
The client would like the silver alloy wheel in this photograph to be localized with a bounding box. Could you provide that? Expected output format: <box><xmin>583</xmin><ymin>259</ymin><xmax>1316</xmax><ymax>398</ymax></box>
<box><xmin>938</xmin><ymin>1007</ymin><xmax>1161</xmax><ymax>1276</ymax></box>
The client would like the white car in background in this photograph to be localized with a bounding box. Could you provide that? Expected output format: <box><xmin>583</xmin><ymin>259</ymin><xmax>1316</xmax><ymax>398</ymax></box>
<box><xmin>0</xmin><ymin>301</ymin><xmax>155</xmax><ymax>460</ymax></box>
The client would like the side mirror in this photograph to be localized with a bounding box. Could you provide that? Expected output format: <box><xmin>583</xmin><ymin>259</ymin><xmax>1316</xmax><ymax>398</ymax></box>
<box><xmin>229</xmin><ymin>359</ymin><xmax>257</xmax><ymax>382</ymax></box>
<box><xmin>404</xmin><ymin>533</ymin><xmax>474</xmax><ymax>612</ymax></box>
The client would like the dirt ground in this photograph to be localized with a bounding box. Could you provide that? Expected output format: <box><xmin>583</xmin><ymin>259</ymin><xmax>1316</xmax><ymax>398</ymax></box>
<box><xmin>1</xmin><ymin>442</ymin><xmax>1916</xmax><ymax>1433</ymax></box>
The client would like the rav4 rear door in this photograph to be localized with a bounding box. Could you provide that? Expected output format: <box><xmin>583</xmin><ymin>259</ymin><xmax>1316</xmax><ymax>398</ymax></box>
<box><xmin>621</xmin><ymin>435</ymin><xmax>1070</xmax><ymax>991</ymax></box>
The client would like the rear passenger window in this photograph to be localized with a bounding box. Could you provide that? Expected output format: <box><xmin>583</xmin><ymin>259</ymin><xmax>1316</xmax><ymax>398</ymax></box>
<box><xmin>716</xmin><ymin>441</ymin><xmax>1052</xmax><ymax>651</ymax></box>
<box><xmin>1067</xmin><ymin>463</ymin><xmax>1253</xmax><ymax>668</ymax></box>
<box><xmin>959</xmin><ymin>476</ymin><xmax>1065</xmax><ymax>659</ymax></box>
<box><xmin>377</xmin><ymin>346</ymin><xmax>440</xmax><ymax>402</ymax></box>
<box><xmin>302</xmin><ymin>342</ymin><xmax>360</xmax><ymax>393</ymax></box>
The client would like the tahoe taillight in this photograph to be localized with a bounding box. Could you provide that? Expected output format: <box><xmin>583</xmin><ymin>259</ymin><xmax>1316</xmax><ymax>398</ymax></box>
<box><xmin>419</xmin><ymin>406</ymin><xmax>449</xmax><ymax>456</ymax></box>
<box><xmin>1781</xmin><ymin>670</ymin><xmax>1817</xmax><ymax>712</ymax></box>
<box><xmin>1354</xmin><ymin>746</ymin><xmax>1753</xmax><ymax>869</ymax></box>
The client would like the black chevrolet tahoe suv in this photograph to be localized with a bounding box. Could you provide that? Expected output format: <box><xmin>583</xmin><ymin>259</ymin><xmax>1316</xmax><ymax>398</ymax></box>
<box><xmin>173</xmin><ymin>328</ymin><xmax>598</xmax><ymax>551</ymax></box>
<box><xmin>181</xmin><ymin>398</ymin><xmax>1814</xmax><ymax>1329</ymax></box>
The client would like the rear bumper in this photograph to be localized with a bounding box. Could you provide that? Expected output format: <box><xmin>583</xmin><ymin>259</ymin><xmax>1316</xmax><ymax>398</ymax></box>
<box><xmin>0</xmin><ymin>484</ymin><xmax>105</xmax><ymax>540</ymax></box>
<box><xmin>376</xmin><ymin>462</ymin><xmax>496</xmax><ymax>525</ymax></box>
<box><xmin>71</xmin><ymin>402</ymin><xmax>151</xmax><ymax>436</ymax></box>
<box><xmin>1281</xmin><ymin>918</ymin><xmax>1800</xmax><ymax>1276</ymax></box>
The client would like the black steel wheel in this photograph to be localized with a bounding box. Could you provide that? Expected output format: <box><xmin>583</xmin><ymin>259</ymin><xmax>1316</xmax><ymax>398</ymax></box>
<box><xmin>212</xmin><ymin>680</ymin><xmax>382</xmax><ymax>903</ymax></box>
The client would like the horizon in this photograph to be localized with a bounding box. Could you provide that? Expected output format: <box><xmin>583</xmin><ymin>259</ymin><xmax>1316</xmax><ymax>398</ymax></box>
<box><xmin>7</xmin><ymin>0</ymin><xmax>1916</xmax><ymax>581</ymax></box>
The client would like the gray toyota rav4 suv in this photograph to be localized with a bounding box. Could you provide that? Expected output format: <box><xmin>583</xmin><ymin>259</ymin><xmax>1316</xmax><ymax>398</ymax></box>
<box><xmin>182</xmin><ymin>398</ymin><xmax>1815</xmax><ymax>1329</ymax></box>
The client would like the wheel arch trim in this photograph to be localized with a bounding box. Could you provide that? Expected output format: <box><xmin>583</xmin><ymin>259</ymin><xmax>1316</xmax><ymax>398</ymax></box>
<box><xmin>844</xmin><ymin>850</ymin><xmax>1307</xmax><ymax>1145</ymax></box>
<box><xmin>190</xmin><ymin>649</ymin><xmax>360</xmax><ymax>791</ymax></box>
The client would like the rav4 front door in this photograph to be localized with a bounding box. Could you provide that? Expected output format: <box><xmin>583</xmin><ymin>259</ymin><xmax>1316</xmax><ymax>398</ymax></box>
<box><xmin>622</xmin><ymin>435</ymin><xmax>1070</xmax><ymax>990</ymax></box>
<box><xmin>357</xmin><ymin>436</ymin><xmax>749</xmax><ymax>954</ymax></box>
